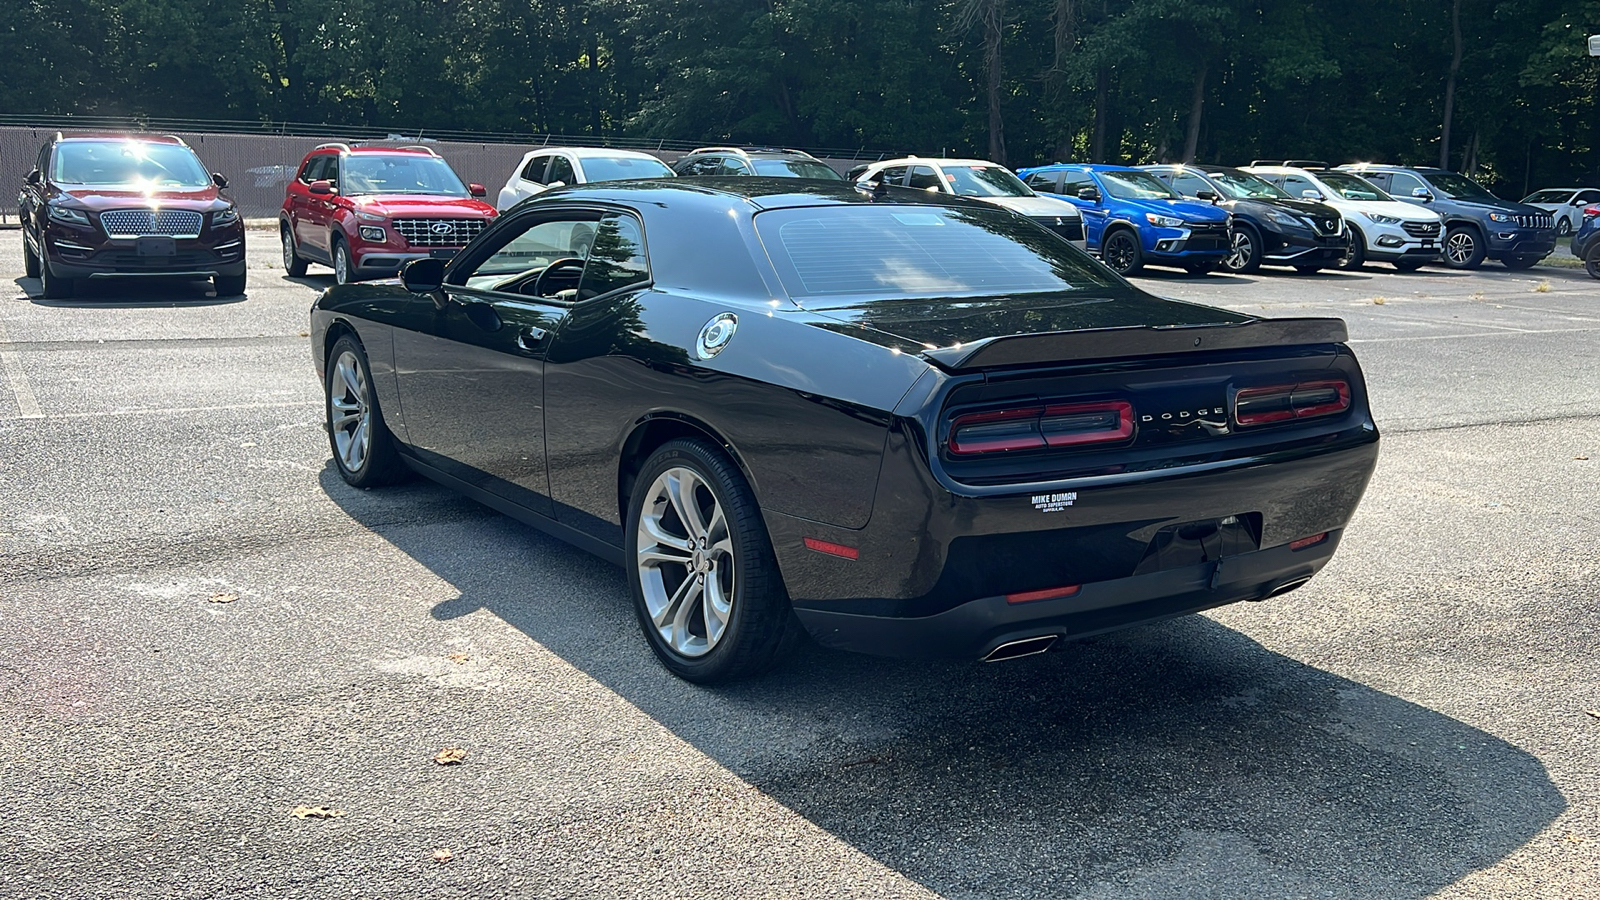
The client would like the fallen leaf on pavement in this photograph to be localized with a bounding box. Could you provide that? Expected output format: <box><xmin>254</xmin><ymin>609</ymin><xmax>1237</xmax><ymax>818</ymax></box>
<box><xmin>1576</xmin><ymin>457</ymin><xmax>1590</xmax><ymax>461</ymax></box>
<box><xmin>1566</xmin><ymin>833</ymin><xmax>1586</xmax><ymax>844</ymax></box>
<box><xmin>1584</xmin><ymin>709</ymin><xmax>1600</xmax><ymax>720</ymax></box>
<box><xmin>291</xmin><ymin>805</ymin><xmax>345</xmax><ymax>819</ymax></box>
<box><xmin>1372</xmin><ymin>296</ymin><xmax>1387</xmax><ymax>305</ymax></box>
<box><xmin>208</xmin><ymin>592</ymin><xmax>238</xmax><ymax>604</ymax></box>
<box><xmin>433</xmin><ymin>848</ymin><xmax>454</xmax><ymax>863</ymax></box>
<box><xmin>433</xmin><ymin>747</ymin><xmax>468</xmax><ymax>766</ymax></box>
<box><xmin>447</xmin><ymin>652</ymin><xmax>470</xmax><ymax>664</ymax></box>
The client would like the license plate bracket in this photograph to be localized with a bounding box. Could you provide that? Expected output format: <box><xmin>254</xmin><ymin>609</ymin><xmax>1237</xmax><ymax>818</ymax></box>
<box><xmin>429</xmin><ymin>248</ymin><xmax>457</xmax><ymax>260</ymax></box>
<box><xmin>136</xmin><ymin>236</ymin><xmax>177</xmax><ymax>257</ymax></box>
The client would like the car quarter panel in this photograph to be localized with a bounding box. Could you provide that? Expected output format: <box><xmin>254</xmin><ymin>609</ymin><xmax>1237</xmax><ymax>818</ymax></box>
<box><xmin>311</xmin><ymin>285</ymin><xmax>416</xmax><ymax>440</ymax></box>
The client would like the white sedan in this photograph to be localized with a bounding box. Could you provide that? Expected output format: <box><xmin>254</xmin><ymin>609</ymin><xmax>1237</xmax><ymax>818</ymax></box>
<box><xmin>1519</xmin><ymin>187</ymin><xmax>1600</xmax><ymax>236</ymax></box>
<box><xmin>497</xmin><ymin>148</ymin><xmax>675</xmax><ymax>211</ymax></box>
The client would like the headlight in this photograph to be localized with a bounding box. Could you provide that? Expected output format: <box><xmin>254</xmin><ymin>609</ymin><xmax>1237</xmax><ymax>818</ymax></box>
<box><xmin>1487</xmin><ymin>212</ymin><xmax>1511</xmax><ymax>223</ymax></box>
<box><xmin>1144</xmin><ymin>213</ymin><xmax>1183</xmax><ymax>228</ymax></box>
<box><xmin>1266</xmin><ymin>209</ymin><xmax>1306</xmax><ymax>228</ymax></box>
<box><xmin>48</xmin><ymin>204</ymin><xmax>91</xmax><ymax>226</ymax></box>
<box><xmin>356</xmin><ymin>211</ymin><xmax>386</xmax><ymax>223</ymax></box>
<box><xmin>1364</xmin><ymin>213</ymin><xmax>1401</xmax><ymax>226</ymax></box>
<box><xmin>213</xmin><ymin>206</ymin><xmax>239</xmax><ymax>226</ymax></box>
<box><xmin>358</xmin><ymin>225</ymin><xmax>386</xmax><ymax>242</ymax></box>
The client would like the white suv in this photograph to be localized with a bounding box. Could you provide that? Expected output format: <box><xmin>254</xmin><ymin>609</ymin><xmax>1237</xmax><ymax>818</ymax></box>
<box><xmin>497</xmin><ymin>148</ymin><xmax>674</xmax><ymax>211</ymax></box>
<box><xmin>1244</xmin><ymin>163</ymin><xmax>1443</xmax><ymax>270</ymax></box>
<box><xmin>852</xmin><ymin>157</ymin><xmax>1086</xmax><ymax>249</ymax></box>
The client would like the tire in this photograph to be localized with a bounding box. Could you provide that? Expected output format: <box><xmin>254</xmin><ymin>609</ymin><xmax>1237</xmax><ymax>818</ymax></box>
<box><xmin>1586</xmin><ymin>243</ymin><xmax>1600</xmax><ymax>280</ymax></box>
<box><xmin>1223</xmin><ymin>224</ymin><xmax>1263</xmax><ymax>273</ymax></box>
<box><xmin>1500</xmin><ymin>255</ymin><xmax>1540</xmax><ymax>270</ymax></box>
<box><xmin>1392</xmin><ymin>258</ymin><xmax>1427</xmax><ymax>272</ymax></box>
<box><xmin>325</xmin><ymin>333</ymin><xmax>409</xmax><ymax>488</ymax></box>
<box><xmin>22</xmin><ymin>233</ymin><xmax>42</xmax><ymax>278</ymax></box>
<box><xmin>626</xmin><ymin>438</ymin><xmax>798</xmax><ymax>684</ymax></box>
<box><xmin>1442</xmin><ymin>224</ymin><xmax>1486</xmax><ymax>269</ymax></box>
<box><xmin>1294</xmin><ymin>265</ymin><xmax>1324</xmax><ymax>275</ymax></box>
<box><xmin>332</xmin><ymin>238</ymin><xmax>355</xmax><ymax>285</ymax></box>
<box><xmin>1101</xmin><ymin>228</ymin><xmax>1144</xmax><ymax>275</ymax></box>
<box><xmin>1338</xmin><ymin>228</ymin><xmax>1366</xmax><ymax>270</ymax></box>
<box><xmin>1182</xmin><ymin>260</ymin><xmax>1219</xmax><ymax>275</ymax></box>
<box><xmin>39</xmin><ymin>259</ymin><xmax>74</xmax><ymax>299</ymax></box>
<box><xmin>281</xmin><ymin>225</ymin><xmax>308</xmax><ymax>277</ymax></box>
<box><xmin>213</xmin><ymin>273</ymin><xmax>247</xmax><ymax>296</ymax></box>
<box><xmin>1556</xmin><ymin>216</ymin><xmax>1572</xmax><ymax>237</ymax></box>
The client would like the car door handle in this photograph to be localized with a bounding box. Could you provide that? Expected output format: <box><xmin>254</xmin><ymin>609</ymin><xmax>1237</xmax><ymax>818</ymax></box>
<box><xmin>516</xmin><ymin>326</ymin><xmax>548</xmax><ymax>351</ymax></box>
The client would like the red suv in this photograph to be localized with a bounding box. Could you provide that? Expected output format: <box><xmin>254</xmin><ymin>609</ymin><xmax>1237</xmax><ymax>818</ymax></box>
<box><xmin>279</xmin><ymin>143</ymin><xmax>496</xmax><ymax>284</ymax></box>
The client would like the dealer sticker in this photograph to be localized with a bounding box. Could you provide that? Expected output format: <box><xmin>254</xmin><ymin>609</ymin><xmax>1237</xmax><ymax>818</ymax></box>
<box><xmin>1032</xmin><ymin>491</ymin><xmax>1077</xmax><ymax>513</ymax></box>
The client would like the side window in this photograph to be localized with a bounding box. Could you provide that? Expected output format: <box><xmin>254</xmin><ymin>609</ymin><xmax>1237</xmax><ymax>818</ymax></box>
<box><xmin>1387</xmin><ymin>172</ymin><xmax>1427</xmax><ymax>198</ymax></box>
<box><xmin>298</xmin><ymin>156</ymin><xmax>322</xmax><ymax>184</ymax></box>
<box><xmin>1169</xmin><ymin>172</ymin><xmax>1212</xmax><ymax>198</ymax></box>
<box><xmin>37</xmin><ymin>143</ymin><xmax>51</xmax><ymax>176</ymax></box>
<box><xmin>521</xmin><ymin>155</ymin><xmax>549</xmax><ymax>184</ymax></box>
<box><xmin>1576</xmin><ymin>190</ymin><xmax>1600</xmax><ymax>205</ymax></box>
<box><xmin>907</xmin><ymin>165</ymin><xmax>942</xmax><ymax>191</ymax></box>
<box><xmin>1359</xmin><ymin>171</ymin><xmax>1390</xmax><ymax>190</ymax></box>
<box><xmin>1059</xmin><ymin>174</ymin><xmax>1095</xmax><ymax>198</ymax></box>
<box><xmin>678</xmin><ymin>157</ymin><xmax>713</xmax><ymax>176</ymax></box>
<box><xmin>717</xmin><ymin>157</ymin><xmax>752</xmax><ymax>176</ymax></box>
<box><xmin>577</xmin><ymin>215</ymin><xmax>650</xmax><ymax>300</ymax></box>
<box><xmin>1280</xmin><ymin>175</ymin><xmax>1314</xmax><ymax>197</ymax></box>
<box><xmin>458</xmin><ymin>215</ymin><xmax>606</xmax><ymax>291</ymax></box>
<box><xmin>1024</xmin><ymin>172</ymin><xmax>1060</xmax><ymax>192</ymax></box>
<box><xmin>322</xmin><ymin>156</ymin><xmax>340</xmax><ymax>189</ymax></box>
<box><xmin>876</xmin><ymin>165</ymin><xmax>910</xmax><ymax>186</ymax></box>
<box><xmin>547</xmin><ymin>155</ymin><xmax>576</xmax><ymax>186</ymax></box>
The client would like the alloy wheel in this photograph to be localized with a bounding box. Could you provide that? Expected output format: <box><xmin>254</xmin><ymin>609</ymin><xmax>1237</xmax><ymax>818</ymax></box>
<box><xmin>1104</xmin><ymin>234</ymin><xmax>1134</xmax><ymax>272</ymax></box>
<box><xmin>1226</xmin><ymin>232</ymin><xmax>1253</xmax><ymax>270</ymax></box>
<box><xmin>329</xmin><ymin>350</ymin><xmax>372</xmax><ymax>474</ymax></box>
<box><xmin>1557</xmin><ymin>217</ymin><xmax>1572</xmax><ymax>237</ymax></box>
<box><xmin>635</xmin><ymin>466</ymin><xmax>735</xmax><ymax>659</ymax></box>
<box><xmin>282</xmin><ymin>230</ymin><xmax>296</xmax><ymax>269</ymax></box>
<box><xmin>334</xmin><ymin>244</ymin><xmax>351</xmax><ymax>285</ymax></box>
<box><xmin>1446</xmin><ymin>231</ymin><xmax>1476</xmax><ymax>265</ymax></box>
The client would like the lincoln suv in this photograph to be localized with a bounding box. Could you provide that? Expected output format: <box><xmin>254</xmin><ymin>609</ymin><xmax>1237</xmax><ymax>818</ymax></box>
<box><xmin>280</xmin><ymin>143</ymin><xmax>496</xmax><ymax>284</ymax></box>
<box><xmin>19</xmin><ymin>132</ymin><xmax>247</xmax><ymax>299</ymax></box>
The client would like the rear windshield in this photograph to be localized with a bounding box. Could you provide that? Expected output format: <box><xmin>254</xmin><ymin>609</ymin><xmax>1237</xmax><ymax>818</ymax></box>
<box><xmin>53</xmin><ymin>141</ymin><xmax>211</xmax><ymax>187</ymax></box>
<box><xmin>752</xmin><ymin>159</ymin><xmax>843</xmax><ymax>180</ymax></box>
<box><xmin>753</xmin><ymin>205</ymin><xmax>1116</xmax><ymax>304</ymax></box>
<box><xmin>581</xmin><ymin>156</ymin><xmax>675</xmax><ymax>182</ymax></box>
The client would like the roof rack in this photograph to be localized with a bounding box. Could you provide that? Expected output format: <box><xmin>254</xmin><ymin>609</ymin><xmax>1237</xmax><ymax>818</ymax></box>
<box><xmin>1248</xmin><ymin>160</ymin><xmax>1284</xmax><ymax>167</ymax></box>
<box><xmin>397</xmin><ymin>145</ymin><xmax>442</xmax><ymax>156</ymax></box>
<box><xmin>685</xmin><ymin>146</ymin><xmax>748</xmax><ymax>156</ymax></box>
<box><xmin>1284</xmin><ymin>159</ymin><xmax>1330</xmax><ymax>169</ymax></box>
<box><xmin>313</xmin><ymin>142</ymin><xmax>352</xmax><ymax>153</ymax></box>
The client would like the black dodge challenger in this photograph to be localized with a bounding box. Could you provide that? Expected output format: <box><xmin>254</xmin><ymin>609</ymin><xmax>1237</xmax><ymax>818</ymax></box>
<box><xmin>311</xmin><ymin>178</ymin><xmax>1379</xmax><ymax>683</ymax></box>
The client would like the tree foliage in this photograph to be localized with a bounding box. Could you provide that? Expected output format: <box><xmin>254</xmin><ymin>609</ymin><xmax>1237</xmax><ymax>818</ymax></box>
<box><xmin>2</xmin><ymin>0</ymin><xmax>1596</xmax><ymax>191</ymax></box>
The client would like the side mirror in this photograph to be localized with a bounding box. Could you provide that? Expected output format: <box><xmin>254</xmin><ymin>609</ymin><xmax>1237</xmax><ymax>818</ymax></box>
<box><xmin>212</xmin><ymin>172</ymin><xmax>229</xmax><ymax>189</ymax></box>
<box><xmin>25</xmin><ymin>169</ymin><xmax>41</xmax><ymax>186</ymax></box>
<box><xmin>1412</xmin><ymin>187</ymin><xmax>1435</xmax><ymax>202</ymax></box>
<box><xmin>1077</xmin><ymin>187</ymin><xmax>1101</xmax><ymax>202</ymax></box>
<box><xmin>1197</xmin><ymin>190</ymin><xmax>1220</xmax><ymax>202</ymax></box>
<box><xmin>309</xmin><ymin>179</ymin><xmax>335</xmax><ymax>195</ymax></box>
<box><xmin>468</xmin><ymin>182</ymin><xmax>486</xmax><ymax>198</ymax></box>
<box><xmin>1301</xmin><ymin>189</ymin><xmax>1324</xmax><ymax>200</ymax></box>
<box><xmin>547</xmin><ymin>180</ymin><xmax>567</xmax><ymax>189</ymax></box>
<box><xmin>401</xmin><ymin>257</ymin><xmax>446</xmax><ymax>294</ymax></box>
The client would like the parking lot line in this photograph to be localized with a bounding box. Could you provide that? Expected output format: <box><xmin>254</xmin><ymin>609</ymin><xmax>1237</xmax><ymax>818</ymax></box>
<box><xmin>0</xmin><ymin>399</ymin><xmax>315</xmax><ymax>423</ymax></box>
<box><xmin>0</xmin><ymin>320</ymin><xmax>42</xmax><ymax>418</ymax></box>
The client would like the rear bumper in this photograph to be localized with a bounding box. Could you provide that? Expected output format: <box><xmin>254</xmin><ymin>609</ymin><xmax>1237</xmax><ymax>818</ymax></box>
<box><xmin>795</xmin><ymin>532</ymin><xmax>1341</xmax><ymax>659</ymax></box>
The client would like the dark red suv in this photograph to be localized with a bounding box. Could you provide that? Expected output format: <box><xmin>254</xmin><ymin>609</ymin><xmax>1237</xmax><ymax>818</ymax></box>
<box><xmin>279</xmin><ymin>143</ymin><xmax>496</xmax><ymax>284</ymax></box>
<box><xmin>19</xmin><ymin>132</ymin><xmax>247</xmax><ymax>299</ymax></box>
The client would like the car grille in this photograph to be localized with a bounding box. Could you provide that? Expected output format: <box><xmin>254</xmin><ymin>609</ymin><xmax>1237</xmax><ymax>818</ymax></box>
<box><xmin>1310</xmin><ymin>217</ymin><xmax>1343</xmax><ymax>237</ymax></box>
<box><xmin>100</xmin><ymin>209</ymin><xmax>204</xmax><ymax>239</ymax></box>
<box><xmin>1035</xmin><ymin>216</ymin><xmax>1085</xmax><ymax>243</ymax></box>
<box><xmin>1185</xmin><ymin>224</ymin><xmax>1231</xmax><ymax>251</ymax></box>
<box><xmin>1402</xmin><ymin>221</ymin><xmax>1441</xmax><ymax>238</ymax></box>
<box><xmin>393</xmin><ymin>218</ymin><xmax>488</xmax><ymax>247</ymax></box>
<box><xmin>1511</xmin><ymin>213</ymin><xmax>1552</xmax><ymax>230</ymax></box>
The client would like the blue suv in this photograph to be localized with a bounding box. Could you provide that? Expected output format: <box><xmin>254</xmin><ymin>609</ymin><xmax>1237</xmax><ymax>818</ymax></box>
<box><xmin>1018</xmin><ymin>164</ymin><xmax>1232</xmax><ymax>275</ymax></box>
<box><xmin>1337</xmin><ymin>165</ymin><xmax>1555</xmax><ymax>269</ymax></box>
<box><xmin>1572</xmin><ymin>202</ymin><xmax>1599</xmax><ymax>279</ymax></box>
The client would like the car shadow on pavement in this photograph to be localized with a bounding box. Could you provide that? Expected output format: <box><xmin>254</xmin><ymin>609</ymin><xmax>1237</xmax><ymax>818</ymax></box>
<box><xmin>15</xmin><ymin>275</ymin><xmax>247</xmax><ymax>307</ymax></box>
<box><xmin>321</xmin><ymin>468</ymin><xmax>1565</xmax><ymax>899</ymax></box>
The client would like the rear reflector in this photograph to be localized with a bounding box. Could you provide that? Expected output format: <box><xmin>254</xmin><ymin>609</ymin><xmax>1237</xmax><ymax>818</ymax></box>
<box><xmin>803</xmin><ymin>537</ymin><xmax>859</xmax><ymax>560</ymax></box>
<box><xmin>1234</xmin><ymin>379</ymin><xmax>1351</xmax><ymax>426</ymax></box>
<box><xmin>1006</xmin><ymin>585</ymin><xmax>1081</xmax><ymax>604</ymax></box>
<box><xmin>949</xmin><ymin>401</ymin><xmax>1133</xmax><ymax>455</ymax></box>
<box><xmin>1289</xmin><ymin>532</ymin><xmax>1328</xmax><ymax>551</ymax></box>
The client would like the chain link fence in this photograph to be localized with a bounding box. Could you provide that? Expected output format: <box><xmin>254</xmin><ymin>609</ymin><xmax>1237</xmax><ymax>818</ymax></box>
<box><xmin>0</xmin><ymin>122</ymin><xmax>894</xmax><ymax>224</ymax></box>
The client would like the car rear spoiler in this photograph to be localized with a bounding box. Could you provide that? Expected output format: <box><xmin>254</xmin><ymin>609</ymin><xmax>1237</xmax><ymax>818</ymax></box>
<box><xmin>919</xmin><ymin>317</ymin><xmax>1349</xmax><ymax>370</ymax></box>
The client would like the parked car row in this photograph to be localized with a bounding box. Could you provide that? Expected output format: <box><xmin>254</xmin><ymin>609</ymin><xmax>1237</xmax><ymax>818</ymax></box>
<box><xmin>16</xmin><ymin>133</ymin><xmax>1598</xmax><ymax>297</ymax></box>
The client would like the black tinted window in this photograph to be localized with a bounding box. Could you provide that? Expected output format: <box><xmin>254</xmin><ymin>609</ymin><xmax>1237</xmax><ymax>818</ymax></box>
<box><xmin>1024</xmin><ymin>172</ymin><xmax>1059</xmax><ymax>192</ymax></box>
<box><xmin>521</xmin><ymin>155</ymin><xmax>549</xmax><ymax>183</ymax></box>
<box><xmin>546</xmin><ymin>156</ymin><xmax>576</xmax><ymax>185</ymax></box>
<box><xmin>754</xmin><ymin>206</ymin><xmax>1115</xmax><ymax>303</ymax></box>
<box><xmin>578</xmin><ymin>215</ymin><xmax>650</xmax><ymax>299</ymax></box>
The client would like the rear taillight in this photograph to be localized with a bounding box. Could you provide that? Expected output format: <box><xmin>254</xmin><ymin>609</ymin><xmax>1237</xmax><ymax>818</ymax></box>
<box><xmin>948</xmin><ymin>401</ymin><xmax>1133</xmax><ymax>455</ymax></box>
<box><xmin>1233</xmin><ymin>380</ymin><xmax>1351</xmax><ymax>426</ymax></box>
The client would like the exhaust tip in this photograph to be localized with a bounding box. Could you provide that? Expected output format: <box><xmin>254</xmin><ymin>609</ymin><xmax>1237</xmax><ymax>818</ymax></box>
<box><xmin>1267</xmin><ymin>577</ymin><xmax>1312</xmax><ymax>598</ymax></box>
<box><xmin>983</xmin><ymin>635</ymin><xmax>1059</xmax><ymax>662</ymax></box>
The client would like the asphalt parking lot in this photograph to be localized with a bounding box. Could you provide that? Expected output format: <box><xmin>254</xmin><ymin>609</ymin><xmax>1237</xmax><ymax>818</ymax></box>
<box><xmin>1</xmin><ymin>230</ymin><xmax>1596</xmax><ymax>899</ymax></box>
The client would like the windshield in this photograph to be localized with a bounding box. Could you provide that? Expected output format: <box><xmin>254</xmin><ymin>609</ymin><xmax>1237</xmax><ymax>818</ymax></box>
<box><xmin>580</xmin><ymin>156</ymin><xmax>674</xmax><ymax>182</ymax></box>
<box><xmin>1098</xmin><ymin>170</ymin><xmax>1178</xmax><ymax>201</ymax></box>
<box><xmin>752</xmin><ymin>159</ymin><xmax>843</xmax><ymax>180</ymax></box>
<box><xmin>52</xmin><ymin>141</ymin><xmax>212</xmax><ymax>187</ymax></box>
<box><xmin>753</xmin><ymin>205</ymin><xmax>1116</xmax><ymax>304</ymax></box>
<box><xmin>1204</xmin><ymin>169</ymin><xmax>1289</xmax><ymax>200</ymax></box>
<box><xmin>1520</xmin><ymin>189</ymin><xmax>1570</xmax><ymax>204</ymax></box>
<box><xmin>1423</xmin><ymin>171</ymin><xmax>1498</xmax><ymax>201</ymax></box>
<box><xmin>1317</xmin><ymin>171</ymin><xmax>1392</xmax><ymax>202</ymax></box>
<box><xmin>343</xmin><ymin>154</ymin><xmax>469</xmax><ymax>196</ymax></box>
<box><xmin>940</xmin><ymin>164</ymin><xmax>1033</xmax><ymax>197</ymax></box>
